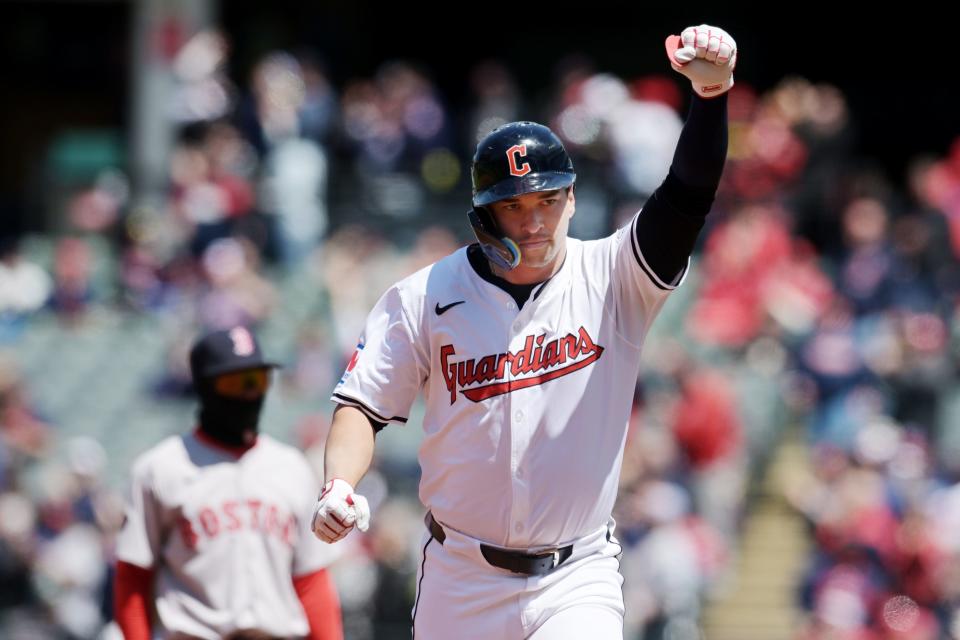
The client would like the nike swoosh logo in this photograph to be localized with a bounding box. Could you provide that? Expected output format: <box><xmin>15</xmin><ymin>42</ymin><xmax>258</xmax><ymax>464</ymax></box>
<box><xmin>435</xmin><ymin>300</ymin><xmax>466</xmax><ymax>316</ymax></box>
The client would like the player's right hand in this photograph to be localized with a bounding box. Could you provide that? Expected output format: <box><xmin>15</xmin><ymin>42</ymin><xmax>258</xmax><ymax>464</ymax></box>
<box><xmin>311</xmin><ymin>478</ymin><xmax>371</xmax><ymax>543</ymax></box>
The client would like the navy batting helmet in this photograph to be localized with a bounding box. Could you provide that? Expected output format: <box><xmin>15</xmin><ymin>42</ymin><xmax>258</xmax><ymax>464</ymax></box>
<box><xmin>468</xmin><ymin>122</ymin><xmax>576</xmax><ymax>270</ymax></box>
<box><xmin>471</xmin><ymin>121</ymin><xmax>576</xmax><ymax>206</ymax></box>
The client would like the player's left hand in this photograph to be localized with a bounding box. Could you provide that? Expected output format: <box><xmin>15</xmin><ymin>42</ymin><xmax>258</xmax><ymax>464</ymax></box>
<box><xmin>665</xmin><ymin>24</ymin><xmax>737</xmax><ymax>98</ymax></box>
<box><xmin>311</xmin><ymin>478</ymin><xmax>371</xmax><ymax>543</ymax></box>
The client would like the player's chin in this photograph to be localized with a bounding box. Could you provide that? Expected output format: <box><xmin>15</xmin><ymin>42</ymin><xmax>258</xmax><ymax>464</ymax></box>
<box><xmin>520</xmin><ymin>244</ymin><xmax>554</xmax><ymax>266</ymax></box>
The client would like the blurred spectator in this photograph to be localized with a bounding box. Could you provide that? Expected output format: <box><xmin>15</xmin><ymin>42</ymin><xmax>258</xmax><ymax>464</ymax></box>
<box><xmin>914</xmin><ymin>139</ymin><xmax>960</xmax><ymax>261</ymax></box>
<box><xmin>170</xmin><ymin>29</ymin><xmax>235</xmax><ymax>124</ymax></box>
<box><xmin>239</xmin><ymin>51</ymin><xmax>338</xmax><ymax>264</ymax></box>
<box><xmin>168</xmin><ymin>121</ymin><xmax>258</xmax><ymax>259</ymax></box>
<box><xmin>0</xmin><ymin>492</ymin><xmax>40</xmax><ymax>612</ymax></box>
<box><xmin>670</xmin><ymin>365</ymin><xmax>745</xmax><ymax>540</ymax></box>
<box><xmin>467</xmin><ymin>60</ymin><xmax>522</xmax><ymax>144</ymax></box>
<box><xmin>721</xmin><ymin>82</ymin><xmax>809</xmax><ymax>206</ymax></box>
<box><xmin>239</xmin><ymin>51</ymin><xmax>337</xmax><ymax>154</ymax></box>
<box><xmin>287</xmin><ymin>326</ymin><xmax>340</xmax><ymax>399</ymax></box>
<box><xmin>620</xmin><ymin>480</ymin><xmax>727</xmax><ymax>640</ymax></box>
<box><xmin>117</xmin><ymin>226</ymin><xmax>168</xmax><ymax>312</ymax></box>
<box><xmin>686</xmin><ymin>202</ymin><xmax>794</xmax><ymax>347</ymax></box>
<box><xmin>835</xmin><ymin>197</ymin><xmax>896</xmax><ymax>316</ymax></box>
<box><xmin>66</xmin><ymin>169</ymin><xmax>129</xmax><ymax>234</ymax></box>
<box><xmin>197</xmin><ymin>236</ymin><xmax>277</xmax><ymax>330</ymax></box>
<box><xmin>337</xmin><ymin>61</ymin><xmax>456</xmax><ymax>227</ymax></box>
<box><xmin>48</xmin><ymin>237</ymin><xmax>95</xmax><ymax>320</ymax></box>
<box><xmin>400</xmin><ymin>224</ymin><xmax>460</xmax><ymax>275</ymax></box>
<box><xmin>0</xmin><ymin>356</ymin><xmax>52</xmax><ymax>463</ymax></box>
<box><xmin>365</xmin><ymin>499</ymin><xmax>420</xmax><ymax>640</ymax></box>
<box><xmin>151</xmin><ymin>332</ymin><xmax>196</xmax><ymax>399</ymax></box>
<box><xmin>320</xmin><ymin>225</ymin><xmax>402</xmax><ymax>360</ymax></box>
<box><xmin>774</xmin><ymin>78</ymin><xmax>856</xmax><ymax>257</ymax></box>
<box><xmin>0</xmin><ymin>238</ymin><xmax>52</xmax><ymax>343</ymax></box>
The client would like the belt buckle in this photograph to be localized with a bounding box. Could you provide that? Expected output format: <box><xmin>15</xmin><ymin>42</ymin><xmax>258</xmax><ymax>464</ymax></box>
<box><xmin>532</xmin><ymin>546</ymin><xmax>560</xmax><ymax>569</ymax></box>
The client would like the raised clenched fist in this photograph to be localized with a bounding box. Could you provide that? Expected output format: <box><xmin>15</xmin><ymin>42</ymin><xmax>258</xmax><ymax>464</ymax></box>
<box><xmin>666</xmin><ymin>24</ymin><xmax>738</xmax><ymax>98</ymax></box>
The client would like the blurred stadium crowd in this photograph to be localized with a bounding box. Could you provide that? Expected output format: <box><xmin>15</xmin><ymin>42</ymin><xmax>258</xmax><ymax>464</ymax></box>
<box><xmin>3</xmin><ymin>25</ymin><xmax>960</xmax><ymax>640</ymax></box>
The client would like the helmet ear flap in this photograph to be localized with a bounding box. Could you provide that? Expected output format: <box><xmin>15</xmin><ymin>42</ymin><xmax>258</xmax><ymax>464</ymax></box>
<box><xmin>468</xmin><ymin>207</ymin><xmax>521</xmax><ymax>271</ymax></box>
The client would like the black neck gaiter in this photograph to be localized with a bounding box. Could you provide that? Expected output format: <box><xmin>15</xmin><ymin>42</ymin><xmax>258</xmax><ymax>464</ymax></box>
<box><xmin>196</xmin><ymin>386</ymin><xmax>265</xmax><ymax>448</ymax></box>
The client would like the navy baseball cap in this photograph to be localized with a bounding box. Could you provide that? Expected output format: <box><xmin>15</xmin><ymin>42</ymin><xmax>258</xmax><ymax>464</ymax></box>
<box><xmin>189</xmin><ymin>326</ymin><xmax>281</xmax><ymax>380</ymax></box>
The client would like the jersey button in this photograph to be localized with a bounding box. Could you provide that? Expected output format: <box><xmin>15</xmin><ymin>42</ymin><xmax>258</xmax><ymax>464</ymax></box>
<box><xmin>514</xmin><ymin>522</ymin><xmax>523</xmax><ymax>533</ymax></box>
<box><xmin>514</xmin><ymin>410</ymin><xmax>523</xmax><ymax>422</ymax></box>
<box><xmin>507</xmin><ymin>301</ymin><xmax>516</xmax><ymax>310</ymax></box>
<box><xmin>512</xmin><ymin>321</ymin><xmax>521</xmax><ymax>332</ymax></box>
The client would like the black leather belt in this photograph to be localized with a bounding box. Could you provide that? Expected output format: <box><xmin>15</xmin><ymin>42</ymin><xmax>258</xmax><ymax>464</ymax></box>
<box><xmin>425</xmin><ymin>511</ymin><xmax>573</xmax><ymax>576</ymax></box>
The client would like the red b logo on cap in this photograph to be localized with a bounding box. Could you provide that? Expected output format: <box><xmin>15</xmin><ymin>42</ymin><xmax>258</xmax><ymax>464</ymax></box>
<box><xmin>507</xmin><ymin>144</ymin><xmax>531</xmax><ymax>177</ymax></box>
<box><xmin>229</xmin><ymin>327</ymin><xmax>255</xmax><ymax>356</ymax></box>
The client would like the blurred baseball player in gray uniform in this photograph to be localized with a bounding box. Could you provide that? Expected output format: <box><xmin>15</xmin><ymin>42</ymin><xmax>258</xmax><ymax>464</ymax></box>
<box><xmin>312</xmin><ymin>24</ymin><xmax>737</xmax><ymax>639</ymax></box>
<box><xmin>114</xmin><ymin>326</ymin><xmax>343</xmax><ymax>640</ymax></box>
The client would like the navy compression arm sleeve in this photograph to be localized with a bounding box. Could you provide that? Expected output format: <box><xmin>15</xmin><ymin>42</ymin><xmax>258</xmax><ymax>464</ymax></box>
<box><xmin>633</xmin><ymin>93</ymin><xmax>728</xmax><ymax>285</ymax></box>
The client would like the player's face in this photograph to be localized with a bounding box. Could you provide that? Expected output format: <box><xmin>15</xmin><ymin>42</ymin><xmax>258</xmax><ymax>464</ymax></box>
<box><xmin>488</xmin><ymin>188</ymin><xmax>575</xmax><ymax>284</ymax></box>
<box><xmin>212</xmin><ymin>367</ymin><xmax>272</xmax><ymax>400</ymax></box>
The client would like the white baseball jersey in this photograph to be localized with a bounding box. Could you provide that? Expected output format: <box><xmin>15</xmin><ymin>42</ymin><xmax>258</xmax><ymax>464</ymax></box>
<box><xmin>333</xmin><ymin>215</ymin><xmax>686</xmax><ymax>548</ymax></box>
<box><xmin>116</xmin><ymin>430</ymin><xmax>340</xmax><ymax>639</ymax></box>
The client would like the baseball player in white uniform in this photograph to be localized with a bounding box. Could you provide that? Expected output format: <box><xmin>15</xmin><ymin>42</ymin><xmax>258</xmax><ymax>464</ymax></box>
<box><xmin>311</xmin><ymin>25</ymin><xmax>737</xmax><ymax>639</ymax></box>
<box><xmin>114</xmin><ymin>326</ymin><xmax>344</xmax><ymax>640</ymax></box>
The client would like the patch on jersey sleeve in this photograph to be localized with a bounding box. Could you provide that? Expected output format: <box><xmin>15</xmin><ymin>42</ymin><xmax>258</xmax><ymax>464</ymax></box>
<box><xmin>339</xmin><ymin>342</ymin><xmax>364</xmax><ymax>385</ymax></box>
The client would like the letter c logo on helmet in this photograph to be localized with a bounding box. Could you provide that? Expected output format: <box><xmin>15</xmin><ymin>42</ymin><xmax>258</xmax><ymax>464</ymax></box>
<box><xmin>507</xmin><ymin>144</ymin><xmax>531</xmax><ymax>177</ymax></box>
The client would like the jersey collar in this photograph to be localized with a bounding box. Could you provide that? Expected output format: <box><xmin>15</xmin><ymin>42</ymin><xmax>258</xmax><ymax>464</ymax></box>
<box><xmin>466</xmin><ymin>242</ymin><xmax>570</xmax><ymax>309</ymax></box>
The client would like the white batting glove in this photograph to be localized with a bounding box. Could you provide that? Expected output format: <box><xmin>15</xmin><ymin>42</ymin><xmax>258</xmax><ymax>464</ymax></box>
<box><xmin>311</xmin><ymin>478</ymin><xmax>371</xmax><ymax>543</ymax></box>
<box><xmin>665</xmin><ymin>25</ymin><xmax>737</xmax><ymax>98</ymax></box>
